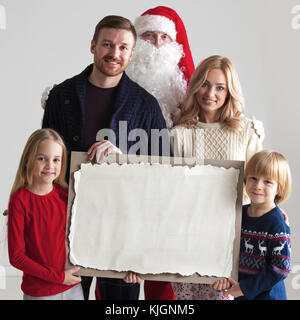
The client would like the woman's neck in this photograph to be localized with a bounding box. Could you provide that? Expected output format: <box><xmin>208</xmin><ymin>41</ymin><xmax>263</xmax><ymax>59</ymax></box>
<box><xmin>27</xmin><ymin>183</ymin><xmax>54</xmax><ymax>196</ymax></box>
<box><xmin>247</xmin><ymin>202</ymin><xmax>276</xmax><ymax>218</ymax></box>
<box><xmin>198</xmin><ymin>111</ymin><xmax>219</xmax><ymax>123</ymax></box>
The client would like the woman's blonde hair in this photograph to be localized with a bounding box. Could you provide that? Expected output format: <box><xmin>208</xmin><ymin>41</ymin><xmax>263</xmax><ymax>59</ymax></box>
<box><xmin>244</xmin><ymin>150</ymin><xmax>292</xmax><ymax>204</ymax></box>
<box><xmin>179</xmin><ymin>55</ymin><xmax>245</xmax><ymax>131</ymax></box>
<box><xmin>9</xmin><ymin>128</ymin><xmax>67</xmax><ymax>201</ymax></box>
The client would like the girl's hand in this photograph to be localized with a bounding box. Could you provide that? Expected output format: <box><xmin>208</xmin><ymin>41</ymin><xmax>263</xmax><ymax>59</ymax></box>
<box><xmin>63</xmin><ymin>266</ymin><xmax>81</xmax><ymax>286</ymax></box>
<box><xmin>124</xmin><ymin>272</ymin><xmax>142</xmax><ymax>284</ymax></box>
<box><xmin>87</xmin><ymin>140</ymin><xmax>122</xmax><ymax>163</ymax></box>
<box><xmin>222</xmin><ymin>277</ymin><xmax>244</xmax><ymax>298</ymax></box>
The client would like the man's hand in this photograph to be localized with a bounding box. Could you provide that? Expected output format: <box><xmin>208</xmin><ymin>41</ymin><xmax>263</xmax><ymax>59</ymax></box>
<box><xmin>87</xmin><ymin>140</ymin><xmax>122</xmax><ymax>162</ymax></box>
<box><xmin>124</xmin><ymin>272</ymin><xmax>142</xmax><ymax>284</ymax></box>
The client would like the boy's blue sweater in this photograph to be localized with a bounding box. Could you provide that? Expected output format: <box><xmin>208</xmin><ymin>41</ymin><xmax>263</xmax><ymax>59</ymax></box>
<box><xmin>237</xmin><ymin>205</ymin><xmax>291</xmax><ymax>300</ymax></box>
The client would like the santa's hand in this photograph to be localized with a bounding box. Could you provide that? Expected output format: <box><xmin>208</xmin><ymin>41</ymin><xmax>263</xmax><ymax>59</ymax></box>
<box><xmin>87</xmin><ymin>140</ymin><xmax>122</xmax><ymax>163</ymax></box>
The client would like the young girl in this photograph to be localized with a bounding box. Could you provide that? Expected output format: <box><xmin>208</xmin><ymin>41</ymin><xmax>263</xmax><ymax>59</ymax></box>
<box><xmin>7</xmin><ymin>128</ymin><xmax>83</xmax><ymax>300</ymax></box>
<box><xmin>213</xmin><ymin>150</ymin><xmax>291</xmax><ymax>299</ymax></box>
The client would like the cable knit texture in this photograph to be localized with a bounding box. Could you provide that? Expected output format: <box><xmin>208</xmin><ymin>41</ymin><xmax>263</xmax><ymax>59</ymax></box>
<box><xmin>42</xmin><ymin>65</ymin><xmax>167</xmax><ymax>155</ymax></box>
<box><xmin>170</xmin><ymin>116</ymin><xmax>264</xmax><ymax>163</ymax></box>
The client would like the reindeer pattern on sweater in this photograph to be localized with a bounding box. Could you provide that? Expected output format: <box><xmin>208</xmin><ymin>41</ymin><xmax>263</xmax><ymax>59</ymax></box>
<box><xmin>238</xmin><ymin>205</ymin><xmax>291</xmax><ymax>300</ymax></box>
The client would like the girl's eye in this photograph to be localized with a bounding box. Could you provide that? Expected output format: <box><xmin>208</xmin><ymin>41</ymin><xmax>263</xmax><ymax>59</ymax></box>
<box><xmin>216</xmin><ymin>86</ymin><xmax>225</xmax><ymax>91</ymax></box>
<box><xmin>37</xmin><ymin>157</ymin><xmax>45</xmax><ymax>161</ymax></box>
<box><xmin>54</xmin><ymin>158</ymin><xmax>61</xmax><ymax>163</ymax></box>
<box><xmin>201</xmin><ymin>82</ymin><xmax>209</xmax><ymax>88</ymax></box>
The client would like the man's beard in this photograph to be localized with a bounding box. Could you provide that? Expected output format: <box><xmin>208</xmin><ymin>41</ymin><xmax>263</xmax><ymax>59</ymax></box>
<box><xmin>126</xmin><ymin>39</ymin><xmax>187</xmax><ymax>128</ymax></box>
<box><xmin>94</xmin><ymin>55</ymin><xmax>127</xmax><ymax>77</ymax></box>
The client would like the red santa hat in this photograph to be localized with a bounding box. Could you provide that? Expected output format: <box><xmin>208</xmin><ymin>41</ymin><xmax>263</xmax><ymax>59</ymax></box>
<box><xmin>134</xmin><ymin>6</ymin><xmax>195</xmax><ymax>84</ymax></box>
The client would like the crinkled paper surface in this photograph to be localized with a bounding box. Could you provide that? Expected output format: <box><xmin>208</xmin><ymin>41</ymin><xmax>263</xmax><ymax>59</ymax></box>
<box><xmin>69</xmin><ymin>163</ymin><xmax>239</xmax><ymax>277</ymax></box>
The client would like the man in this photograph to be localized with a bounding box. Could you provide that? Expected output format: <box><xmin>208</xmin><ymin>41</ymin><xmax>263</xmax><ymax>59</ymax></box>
<box><xmin>126</xmin><ymin>6</ymin><xmax>195</xmax><ymax>300</ymax></box>
<box><xmin>126</xmin><ymin>6</ymin><xmax>195</xmax><ymax>128</ymax></box>
<box><xmin>42</xmin><ymin>15</ymin><xmax>167</xmax><ymax>300</ymax></box>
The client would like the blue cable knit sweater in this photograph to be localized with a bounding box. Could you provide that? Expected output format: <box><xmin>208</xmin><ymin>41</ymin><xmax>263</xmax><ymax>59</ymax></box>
<box><xmin>237</xmin><ymin>205</ymin><xmax>291</xmax><ymax>300</ymax></box>
<box><xmin>42</xmin><ymin>64</ymin><xmax>168</xmax><ymax>157</ymax></box>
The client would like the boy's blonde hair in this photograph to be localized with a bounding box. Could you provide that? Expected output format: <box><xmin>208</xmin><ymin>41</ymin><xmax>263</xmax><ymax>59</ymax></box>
<box><xmin>244</xmin><ymin>150</ymin><xmax>292</xmax><ymax>204</ymax></box>
<box><xmin>9</xmin><ymin>128</ymin><xmax>67</xmax><ymax>201</ymax></box>
<box><xmin>179</xmin><ymin>55</ymin><xmax>245</xmax><ymax>131</ymax></box>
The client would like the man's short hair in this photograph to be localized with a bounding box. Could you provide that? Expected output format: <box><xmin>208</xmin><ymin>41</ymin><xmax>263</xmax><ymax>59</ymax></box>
<box><xmin>92</xmin><ymin>15</ymin><xmax>137</xmax><ymax>45</ymax></box>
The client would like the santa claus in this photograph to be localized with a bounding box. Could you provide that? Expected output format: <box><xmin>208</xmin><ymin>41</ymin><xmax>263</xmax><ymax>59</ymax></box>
<box><xmin>126</xmin><ymin>6</ymin><xmax>195</xmax><ymax>128</ymax></box>
<box><xmin>125</xmin><ymin>6</ymin><xmax>195</xmax><ymax>301</ymax></box>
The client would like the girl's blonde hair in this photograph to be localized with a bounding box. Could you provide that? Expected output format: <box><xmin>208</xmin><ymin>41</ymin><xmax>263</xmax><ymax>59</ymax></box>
<box><xmin>9</xmin><ymin>128</ymin><xmax>67</xmax><ymax>201</ymax></box>
<box><xmin>179</xmin><ymin>55</ymin><xmax>245</xmax><ymax>131</ymax></box>
<box><xmin>244</xmin><ymin>150</ymin><xmax>292</xmax><ymax>204</ymax></box>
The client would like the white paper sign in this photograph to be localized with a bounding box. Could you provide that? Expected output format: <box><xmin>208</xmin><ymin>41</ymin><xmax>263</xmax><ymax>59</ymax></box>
<box><xmin>69</xmin><ymin>163</ymin><xmax>239</xmax><ymax>277</ymax></box>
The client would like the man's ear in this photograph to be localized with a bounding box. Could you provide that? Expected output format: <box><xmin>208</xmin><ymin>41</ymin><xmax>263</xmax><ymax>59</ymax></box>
<box><xmin>90</xmin><ymin>40</ymin><xmax>96</xmax><ymax>54</ymax></box>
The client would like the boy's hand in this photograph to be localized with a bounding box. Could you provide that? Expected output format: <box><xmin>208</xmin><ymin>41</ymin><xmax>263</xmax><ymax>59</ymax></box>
<box><xmin>212</xmin><ymin>278</ymin><xmax>231</xmax><ymax>291</ymax></box>
<box><xmin>223</xmin><ymin>277</ymin><xmax>244</xmax><ymax>298</ymax></box>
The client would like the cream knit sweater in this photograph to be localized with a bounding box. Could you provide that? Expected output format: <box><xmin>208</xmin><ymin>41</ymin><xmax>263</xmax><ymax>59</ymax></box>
<box><xmin>170</xmin><ymin>116</ymin><xmax>264</xmax><ymax>164</ymax></box>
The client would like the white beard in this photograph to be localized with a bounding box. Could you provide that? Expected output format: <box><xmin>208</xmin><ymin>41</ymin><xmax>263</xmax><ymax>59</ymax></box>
<box><xmin>126</xmin><ymin>38</ymin><xmax>187</xmax><ymax>128</ymax></box>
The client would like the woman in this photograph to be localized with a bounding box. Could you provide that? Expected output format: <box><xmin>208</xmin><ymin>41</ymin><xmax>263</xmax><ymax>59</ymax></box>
<box><xmin>170</xmin><ymin>55</ymin><xmax>264</xmax><ymax>300</ymax></box>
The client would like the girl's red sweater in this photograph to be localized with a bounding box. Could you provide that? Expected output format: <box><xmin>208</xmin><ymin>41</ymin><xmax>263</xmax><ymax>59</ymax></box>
<box><xmin>8</xmin><ymin>184</ymin><xmax>74</xmax><ymax>297</ymax></box>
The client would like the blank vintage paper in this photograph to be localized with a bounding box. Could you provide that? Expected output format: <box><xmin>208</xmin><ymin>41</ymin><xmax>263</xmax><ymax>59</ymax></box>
<box><xmin>69</xmin><ymin>162</ymin><xmax>239</xmax><ymax>278</ymax></box>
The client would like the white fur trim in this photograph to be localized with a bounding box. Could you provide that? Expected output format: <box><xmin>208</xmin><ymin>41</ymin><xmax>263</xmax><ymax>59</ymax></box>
<box><xmin>134</xmin><ymin>15</ymin><xmax>176</xmax><ymax>40</ymax></box>
<box><xmin>41</xmin><ymin>84</ymin><xmax>56</xmax><ymax>109</ymax></box>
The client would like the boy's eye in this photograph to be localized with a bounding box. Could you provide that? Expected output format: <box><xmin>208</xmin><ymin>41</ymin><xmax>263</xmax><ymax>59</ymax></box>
<box><xmin>249</xmin><ymin>176</ymin><xmax>257</xmax><ymax>181</ymax></box>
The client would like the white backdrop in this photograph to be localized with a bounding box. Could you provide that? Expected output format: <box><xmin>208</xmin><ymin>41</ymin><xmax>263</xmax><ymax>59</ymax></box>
<box><xmin>0</xmin><ymin>0</ymin><xmax>299</xmax><ymax>299</ymax></box>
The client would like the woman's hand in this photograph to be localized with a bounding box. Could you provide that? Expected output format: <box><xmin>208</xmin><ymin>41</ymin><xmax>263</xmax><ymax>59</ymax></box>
<box><xmin>124</xmin><ymin>272</ymin><xmax>142</xmax><ymax>284</ymax></box>
<box><xmin>63</xmin><ymin>266</ymin><xmax>81</xmax><ymax>286</ymax></box>
<box><xmin>87</xmin><ymin>140</ymin><xmax>122</xmax><ymax>163</ymax></box>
